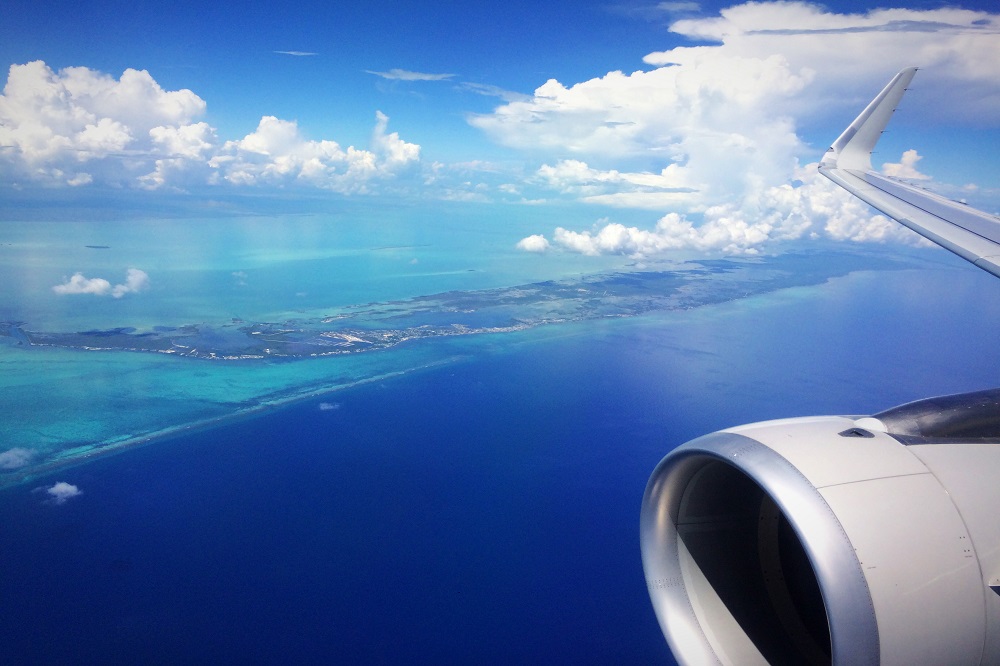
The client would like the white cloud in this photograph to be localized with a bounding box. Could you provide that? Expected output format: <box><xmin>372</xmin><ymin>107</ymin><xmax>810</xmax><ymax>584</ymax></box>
<box><xmin>3</xmin><ymin>2</ymin><xmax>997</xmax><ymax>243</ymax></box>
<box><xmin>0</xmin><ymin>447</ymin><xmax>33</xmax><ymax>470</ymax></box>
<box><xmin>658</xmin><ymin>2</ymin><xmax>700</xmax><ymax>12</ymax></box>
<box><xmin>607</xmin><ymin>2</ymin><xmax>701</xmax><ymax>21</ymax></box>
<box><xmin>319</xmin><ymin>401</ymin><xmax>341</xmax><ymax>411</ymax></box>
<box><xmin>545</xmin><ymin>161</ymin><xmax>924</xmax><ymax>256</ymax></box>
<box><xmin>275</xmin><ymin>51</ymin><xmax>318</xmax><ymax>57</ymax></box>
<box><xmin>460</xmin><ymin>82</ymin><xmax>532</xmax><ymax>103</ymax></box>
<box><xmin>536</xmin><ymin>159</ymin><xmax>696</xmax><ymax>209</ymax></box>
<box><xmin>366</xmin><ymin>69</ymin><xmax>454</xmax><ymax>81</ymax></box>
<box><xmin>67</xmin><ymin>172</ymin><xmax>93</xmax><ymax>186</ymax></box>
<box><xmin>53</xmin><ymin>268</ymin><xmax>149</xmax><ymax>298</ymax></box>
<box><xmin>881</xmin><ymin>149</ymin><xmax>931</xmax><ymax>180</ymax></box>
<box><xmin>646</xmin><ymin>4</ymin><xmax>1000</xmax><ymax>107</ymax></box>
<box><xmin>516</xmin><ymin>234</ymin><xmax>550</xmax><ymax>252</ymax></box>
<box><xmin>52</xmin><ymin>273</ymin><xmax>113</xmax><ymax>296</ymax></box>
<box><xmin>75</xmin><ymin>117</ymin><xmax>133</xmax><ymax>156</ymax></box>
<box><xmin>208</xmin><ymin>112</ymin><xmax>418</xmax><ymax>192</ymax></box>
<box><xmin>0</xmin><ymin>61</ymin><xmax>207</xmax><ymax>186</ymax></box>
<box><xmin>371</xmin><ymin>111</ymin><xmax>420</xmax><ymax>171</ymax></box>
<box><xmin>0</xmin><ymin>61</ymin><xmax>422</xmax><ymax>193</ymax></box>
<box><xmin>470</xmin><ymin>56</ymin><xmax>810</xmax><ymax>182</ymax></box>
<box><xmin>472</xmin><ymin>2</ymin><xmax>999</xmax><ymax>254</ymax></box>
<box><xmin>45</xmin><ymin>482</ymin><xmax>82</xmax><ymax>505</ymax></box>
<box><xmin>140</xmin><ymin>121</ymin><xmax>219</xmax><ymax>189</ymax></box>
<box><xmin>112</xmin><ymin>268</ymin><xmax>150</xmax><ymax>297</ymax></box>
<box><xmin>149</xmin><ymin>122</ymin><xmax>216</xmax><ymax>159</ymax></box>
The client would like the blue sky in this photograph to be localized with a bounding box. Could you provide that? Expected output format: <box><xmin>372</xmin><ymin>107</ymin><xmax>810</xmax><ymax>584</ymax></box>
<box><xmin>2</xmin><ymin>0</ymin><xmax>999</xmax><ymax>256</ymax></box>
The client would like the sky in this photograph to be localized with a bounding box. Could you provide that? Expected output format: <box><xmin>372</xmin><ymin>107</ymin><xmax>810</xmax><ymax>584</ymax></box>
<box><xmin>2</xmin><ymin>0</ymin><xmax>999</xmax><ymax>258</ymax></box>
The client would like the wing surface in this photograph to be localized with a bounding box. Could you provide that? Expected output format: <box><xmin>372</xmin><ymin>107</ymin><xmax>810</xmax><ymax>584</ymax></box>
<box><xmin>819</xmin><ymin>68</ymin><xmax>1000</xmax><ymax>278</ymax></box>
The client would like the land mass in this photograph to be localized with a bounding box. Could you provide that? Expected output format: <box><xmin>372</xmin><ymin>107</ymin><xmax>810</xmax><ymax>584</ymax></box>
<box><xmin>1</xmin><ymin>252</ymin><xmax>913</xmax><ymax>361</ymax></box>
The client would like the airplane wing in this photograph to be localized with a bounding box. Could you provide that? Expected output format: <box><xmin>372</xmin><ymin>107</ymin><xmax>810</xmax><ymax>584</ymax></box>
<box><xmin>818</xmin><ymin>67</ymin><xmax>1000</xmax><ymax>278</ymax></box>
<box><xmin>641</xmin><ymin>70</ymin><xmax>1000</xmax><ymax>666</ymax></box>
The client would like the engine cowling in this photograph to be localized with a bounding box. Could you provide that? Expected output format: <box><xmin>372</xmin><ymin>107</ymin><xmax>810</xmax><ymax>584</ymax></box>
<box><xmin>640</xmin><ymin>389</ymin><xmax>1000</xmax><ymax>665</ymax></box>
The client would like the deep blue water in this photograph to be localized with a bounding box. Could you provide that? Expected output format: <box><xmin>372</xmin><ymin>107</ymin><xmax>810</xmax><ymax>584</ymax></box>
<box><xmin>2</xmin><ymin>264</ymin><xmax>999</xmax><ymax>665</ymax></box>
<box><xmin>0</xmin><ymin>334</ymin><xmax>675</xmax><ymax>665</ymax></box>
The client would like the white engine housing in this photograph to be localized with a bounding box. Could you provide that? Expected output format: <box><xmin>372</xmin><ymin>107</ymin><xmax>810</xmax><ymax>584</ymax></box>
<box><xmin>640</xmin><ymin>391</ymin><xmax>1000</xmax><ymax>665</ymax></box>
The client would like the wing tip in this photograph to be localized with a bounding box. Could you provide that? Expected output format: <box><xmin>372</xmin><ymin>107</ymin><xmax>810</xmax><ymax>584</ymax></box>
<box><xmin>820</xmin><ymin>68</ymin><xmax>919</xmax><ymax>173</ymax></box>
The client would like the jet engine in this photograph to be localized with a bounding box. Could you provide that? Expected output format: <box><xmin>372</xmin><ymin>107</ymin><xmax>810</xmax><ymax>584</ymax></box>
<box><xmin>640</xmin><ymin>389</ymin><xmax>1000</xmax><ymax>665</ymax></box>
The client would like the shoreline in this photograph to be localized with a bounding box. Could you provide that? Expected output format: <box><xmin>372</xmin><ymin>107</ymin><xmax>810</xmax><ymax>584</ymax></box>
<box><xmin>2</xmin><ymin>251</ymin><xmax>922</xmax><ymax>362</ymax></box>
<box><xmin>0</xmin><ymin>257</ymin><xmax>943</xmax><ymax>493</ymax></box>
<box><xmin>0</xmin><ymin>355</ymin><xmax>464</xmax><ymax>492</ymax></box>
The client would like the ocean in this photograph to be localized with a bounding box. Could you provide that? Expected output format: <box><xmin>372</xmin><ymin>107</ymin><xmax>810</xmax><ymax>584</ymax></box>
<box><xmin>1</xmin><ymin>206</ymin><xmax>999</xmax><ymax>664</ymax></box>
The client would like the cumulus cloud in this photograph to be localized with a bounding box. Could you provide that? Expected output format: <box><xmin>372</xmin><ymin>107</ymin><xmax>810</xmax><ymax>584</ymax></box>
<box><xmin>536</xmin><ymin>159</ymin><xmax>696</xmax><ymax>209</ymax></box>
<box><xmin>0</xmin><ymin>447</ymin><xmax>33</xmax><ymax>470</ymax></box>
<box><xmin>470</xmin><ymin>55</ymin><xmax>812</xmax><ymax>195</ymax></box>
<box><xmin>516</xmin><ymin>234</ymin><xmax>550</xmax><ymax>252</ymax></box>
<box><xmin>112</xmin><ymin>268</ymin><xmax>150</xmax><ymax>297</ymax></box>
<box><xmin>881</xmin><ymin>149</ymin><xmax>931</xmax><ymax>180</ymax></box>
<box><xmin>140</xmin><ymin>121</ymin><xmax>218</xmax><ymax>188</ymax></box>
<box><xmin>366</xmin><ymin>69</ymin><xmax>454</xmax><ymax>81</ymax></box>
<box><xmin>3</xmin><ymin>3</ymin><xmax>998</xmax><ymax>256</ymax></box>
<box><xmin>52</xmin><ymin>273</ymin><xmax>113</xmax><ymax>296</ymax></box>
<box><xmin>538</xmin><ymin>161</ymin><xmax>924</xmax><ymax>256</ymax></box>
<box><xmin>53</xmin><ymin>268</ymin><xmax>149</xmax><ymax>298</ymax></box>
<box><xmin>474</xmin><ymin>2</ymin><xmax>999</xmax><ymax>255</ymax></box>
<box><xmin>644</xmin><ymin>4</ymin><xmax>1000</xmax><ymax>119</ymax></box>
<box><xmin>43</xmin><ymin>481</ymin><xmax>82</xmax><ymax>505</ymax></box>
<box><xmin>371</xmin><ymin>111</ymin><xmax>421</xmax><ymax>170</ymax></box>
<box><xmin>0</xmin><ymin>60</ymin><xmax>207</xmax><ymax>186</ymax></box>
<box><xmin>0</xmin><ymin>61</ymin><xmax>422</xmax><ymax>193</ymax></box>
<box><xmin>208</xmin><ymin>111</ymin><xmax>418</xmax><ymax>192</ymax></box>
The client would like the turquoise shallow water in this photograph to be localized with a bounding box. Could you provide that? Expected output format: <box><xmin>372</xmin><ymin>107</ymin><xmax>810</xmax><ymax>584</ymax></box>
<box><xmin>0</xmin><ymin>247</ymin><xmax>998</xmax><ymax>663</ymax></box>
<box><xmin>1</xmin><ymin>197</ymin><xmax>999</xmax><ymax>663</ymax></box>
<box><xmin>0</xmin><ymin>203</ymin><xmax>633</xmax><ymax>478</ymax></box>
<box><xmin>0</xmin><ymin>202</ymin><xmax>631</xmax><ymax>331</ymax></box>
<box><xmin>1</xmin><ymin>202</ymin><xmax>997</xmax><ymax>488</ymax></box>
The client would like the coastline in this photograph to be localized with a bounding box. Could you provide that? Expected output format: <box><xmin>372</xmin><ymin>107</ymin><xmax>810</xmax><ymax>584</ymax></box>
<box><xmin>0</xmin><ymin>355</ymin><xmax>464</xmax><ymax>491</ymax></box>
<box><xmin>0</xmin><ymin>252</ymin><xmax>950</xmax><ymax>492</ymax></box>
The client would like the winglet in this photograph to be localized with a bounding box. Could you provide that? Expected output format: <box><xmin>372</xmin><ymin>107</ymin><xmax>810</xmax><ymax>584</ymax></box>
<box><xmin>820</xmin><ymin>67</ymin><xmax>918</xmax><ymax>172</ymax></box>
<box><xmin>819</xmin><ymin>68</ymin><xmax>1000</xmax><ymax>281</ymax></box>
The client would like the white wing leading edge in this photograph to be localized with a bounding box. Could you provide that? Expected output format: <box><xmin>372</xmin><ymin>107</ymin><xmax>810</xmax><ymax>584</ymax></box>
<box><xmin>819</xmin><ymin>68</ymin><xmax>1000</xmax><ymax>278</ymax></box>
<box><xmin>642</xmin><ymin>69</ymin><xmax>1000</xmax><ymax>666</ymax></box>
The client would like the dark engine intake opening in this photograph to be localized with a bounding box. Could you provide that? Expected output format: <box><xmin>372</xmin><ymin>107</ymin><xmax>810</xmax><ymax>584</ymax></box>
<box><xmin>677</xmin><ymin>459</ymin><xmax>831</xmax><ymax>665</ymax></box>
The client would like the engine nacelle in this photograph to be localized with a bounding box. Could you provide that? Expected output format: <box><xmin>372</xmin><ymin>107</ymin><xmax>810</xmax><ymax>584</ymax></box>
<box><xmin>640</xmin><ymin>389</ymin><xmax>1000</xmax><ymax>665</ymax></box>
